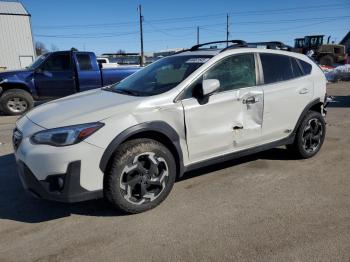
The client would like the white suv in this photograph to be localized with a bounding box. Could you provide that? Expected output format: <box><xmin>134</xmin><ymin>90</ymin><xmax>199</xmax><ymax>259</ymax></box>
<box><xmin>13</xmin><ymin>40</ymin><xmax>327</xmax><ymax>213</ymax></box>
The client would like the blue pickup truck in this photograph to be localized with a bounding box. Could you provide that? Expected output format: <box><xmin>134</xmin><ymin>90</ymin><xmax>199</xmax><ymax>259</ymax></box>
<box><xmin>0</xmin><ymin>50</ymin><xmax>139</xmax><ymax>115</ymax></box>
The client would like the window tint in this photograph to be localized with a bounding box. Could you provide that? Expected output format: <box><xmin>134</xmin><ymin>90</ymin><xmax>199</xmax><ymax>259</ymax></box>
<box><xmin>203</xmin><ymin>54</ymin><xmax>256</xmax><ymax>92</ymax></box>
<box><xmin>76</xmin><ymin>54</ymin><xmax>93</xmax><ymax>71</ymax></box>
<box><xmin>41</xmin><ymin>54</ymin><xmax>71</xmax><ymax>71</ymax></box>
<box><xmin>291</xmin><ymin>58</ymin><xmax>303</xmax><ymax>78</ymax></box>
<box><xmin>260</xmin><ymin>53</ymin><xmax>295</xmax><ymax>84</ymax></box>
<box><xmin>298</xmin><ymin>59</ymin><xmax>312</xmax><ymax>75</ymax></box>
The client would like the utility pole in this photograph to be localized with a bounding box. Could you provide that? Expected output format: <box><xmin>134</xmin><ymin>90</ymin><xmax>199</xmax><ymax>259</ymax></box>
<box><xmin>138</xmin><ymin>4</ymin><xmax>144</xmax><ymax>66</ymax></box>
<box><xmin>226</xmin><ymin>13</ymin><xmax>229</xmax><ymax>47</ymax></box>
<box><xmin>197</xmin><ymin>26</ymin><xmax>199</xmax><ymax>45</ymax></box>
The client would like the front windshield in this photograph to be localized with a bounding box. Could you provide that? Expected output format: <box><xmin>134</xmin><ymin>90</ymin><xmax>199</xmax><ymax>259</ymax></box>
<box><xmin>110</xmin><ymin>55</ymin><xmax>212</xmax><ymax>96</ymax></box>
<box><xmin>27</xmin><ymin>53</ymin><xmax>50</xmax><ymax>69</ymax></box>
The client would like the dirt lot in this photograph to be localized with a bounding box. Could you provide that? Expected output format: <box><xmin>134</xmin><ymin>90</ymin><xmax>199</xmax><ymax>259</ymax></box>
<box><xmin>0</xmin><ymin>82</ymin><xmax>349</xmax><ymax>262</ymax></box>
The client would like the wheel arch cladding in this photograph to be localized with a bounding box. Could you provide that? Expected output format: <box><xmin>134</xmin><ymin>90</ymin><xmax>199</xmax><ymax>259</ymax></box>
<box><xmin>99</xmin><ymin>121</ymin><xmax>184</xmax><ymax>178</ymax></box>
<box><xmin>293</xmin><ymin>98</ymin><xmax>322</xmax><ymax>134</ymax></box>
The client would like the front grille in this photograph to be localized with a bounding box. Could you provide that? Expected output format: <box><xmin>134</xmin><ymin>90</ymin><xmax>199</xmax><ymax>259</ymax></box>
<box><xmin>12</xmin><ymin>128</ymin><xmax>23</xmax><ymax>151</ymax></box>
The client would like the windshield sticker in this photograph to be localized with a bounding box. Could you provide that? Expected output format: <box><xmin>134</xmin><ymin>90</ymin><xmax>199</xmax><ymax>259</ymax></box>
<box><xmin>186</xmin><ymin>58</ymin><xmax>210</xmax><ymax>64</ymax></box>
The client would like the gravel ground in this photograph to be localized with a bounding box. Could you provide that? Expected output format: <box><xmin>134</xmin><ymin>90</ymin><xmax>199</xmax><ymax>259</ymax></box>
<box><xmin>0</xmin><ymin>82</ymin><xmax>349</xmax><ymax>262</ymax></box>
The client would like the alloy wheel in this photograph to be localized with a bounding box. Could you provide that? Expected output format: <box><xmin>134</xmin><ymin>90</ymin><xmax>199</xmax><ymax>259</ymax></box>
<box><xmin>6</xmin><ymin>97</ymin><xmax>28</xmax><ymax>113</ymax></box>
<box><xmin>302</xmin><ymin>118</ymin><xmax>323</xmax><ymax>153</ymax></box>
<box><xmin>120</xmin><ymin>152</ymin><xmax>169</xmax><ymax>205</ymax></box>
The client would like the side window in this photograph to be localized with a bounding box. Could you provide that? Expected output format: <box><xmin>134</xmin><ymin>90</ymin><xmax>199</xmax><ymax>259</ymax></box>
<box><xmin>76</xmin><ymin>54</ymin><xmax>93</xmax><ymax>71</ymax></box>
<box><xmin>298</xmin><ymin>59</ymin><xmax>312</xmax><ymax>75</ymax></box>
<box><xmin>41</xmin><ymin>54</ymin><xmax>71</xmax><ymax>71</ymax></box>
<box><xmin>204</xmin><ymin>53</ymin><xmax>256</xmax><ymax>92</ymax></box>
<box><xmin>97</xmin><ymin>59</ymin><xmax>107</xmax><ymax>64</ymax></box>
<box><xmin>260</xmin><ymin>53</ymin><xmax>294</xmax><ymax>84</ymax></box>
<box><xmin>291</xmin><ymin>58</ymin><xmax>303</xmax><ymax>78</ymax></box>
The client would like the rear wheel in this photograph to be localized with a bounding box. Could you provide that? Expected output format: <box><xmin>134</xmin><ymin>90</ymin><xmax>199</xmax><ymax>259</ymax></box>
<box><xmin>288</xmin><ymin>111</ymin><xmax>326</xmax><ymax>159</ymax></box>
<box><xmin>0</xmin><ymin>89</ymin><xmax>34</xmax><ymax>115</ymax></box>
<box><xmin>104</xmin><ymin>138</ymin><xmax>176</xmax><ymax>213</ymax></box>
<box><xmin>319</xmin><ymin>55</ymin><xmax>334</xmax><ymax>66</ymax></box>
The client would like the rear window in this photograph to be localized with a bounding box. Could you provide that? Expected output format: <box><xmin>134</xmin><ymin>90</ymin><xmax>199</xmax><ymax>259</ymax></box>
<box><xmin>260</xmin><ymin>53</ymin><xmax>294</xmax><ymax>84</ymax></box>
<box><xmin>298</xmin><ymin>60</ymin><xmax>312</xmax><ymax>75</ymax></box>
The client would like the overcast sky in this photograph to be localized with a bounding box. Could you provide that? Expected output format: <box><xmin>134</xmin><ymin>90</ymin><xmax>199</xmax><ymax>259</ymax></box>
<box><xmin>21</xmin><ymin>0</ymin><xmax>350</xmax><ymax>55</ymax></box>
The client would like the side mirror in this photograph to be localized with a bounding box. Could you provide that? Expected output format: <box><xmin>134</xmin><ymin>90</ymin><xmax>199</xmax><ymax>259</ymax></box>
<box><xmin>35</xmin><ymin>68</ymin><xmax>43</xmax><ymax>74</ymax></box>
<box><xmin>202</xmin><ymin>79</ymin><xmax>220</xmax><ymax>96</ymax></box>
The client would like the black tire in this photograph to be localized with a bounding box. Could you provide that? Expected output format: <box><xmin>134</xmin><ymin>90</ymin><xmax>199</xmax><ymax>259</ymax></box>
<box><xmin>319</xmin><ymin>55</ymin><xmax>334</xmax><ymax>66</ymax></box>
<box><xmin>0</xmin><ymin>89</ymin><xmax>34</xmax><ymax>116</ymax></box>
<box><xmin>104</xmin><ymin>138</ymin><xmax>176</xmax><ymax>214</ymax></box>
<box><xmin>288</xmin><ymin>111</ymin><xmax>326</xmax><ymax>159</ymax></box>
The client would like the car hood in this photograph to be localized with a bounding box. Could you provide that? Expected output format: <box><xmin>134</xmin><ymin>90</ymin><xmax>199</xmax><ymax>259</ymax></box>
<box><xmin>0</xmin><ymin>69</ymin><xmax>33</xmax><ymax>82</ymax></box>
<box><xmin>26</xmin><ymin>89</ymin><xmax>141</xmax><ymax>129</ymax></box>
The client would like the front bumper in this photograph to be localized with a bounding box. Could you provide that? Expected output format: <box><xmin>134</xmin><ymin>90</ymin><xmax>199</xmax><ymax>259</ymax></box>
<box><xmin>17</xmin><ymin>160</ymin><xmax>102</xmax><ymax>203</ymax></box>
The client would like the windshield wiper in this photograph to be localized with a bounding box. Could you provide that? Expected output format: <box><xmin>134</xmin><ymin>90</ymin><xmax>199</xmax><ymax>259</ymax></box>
<box><xmin>113</xmin><ymin>89</ymin><xmax>141</xmax><ymax>96</ymax></box>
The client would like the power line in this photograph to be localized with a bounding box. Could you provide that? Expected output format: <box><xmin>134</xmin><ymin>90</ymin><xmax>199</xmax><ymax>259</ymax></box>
<box><xmin>33</xmin><ymin>3</ymin><xmax>349</xmax><ymax>29</ymax></box>
<box><xmin>34</xmin><ymin>16</ymin><xmax>350</xmax><ymax>39</ymax></box>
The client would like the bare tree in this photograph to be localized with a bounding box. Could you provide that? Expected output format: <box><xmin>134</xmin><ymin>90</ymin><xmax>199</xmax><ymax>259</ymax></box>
<box><xmin>116</xmin><ymin>49</ymin><xmax>126</xmax><ymax>54</ymax></box>
<box><xmin>35</xmin><ymin>41</ymin><xmax>48</xmax><ymax>56</ymax></box>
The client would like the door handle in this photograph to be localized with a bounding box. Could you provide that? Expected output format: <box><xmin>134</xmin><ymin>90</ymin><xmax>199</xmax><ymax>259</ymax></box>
<box><xmin>233</xmin><ymin>125</ymin><xmax>243</xmax><ymax>130</ymax></box>
<box><xmin>299</xmin><ymin>88</ymin><xmax>309</xmax><ymax>94</ymax></box>
<box><xmin>242</xmin><ymin>96</ymin><xmax>257</xmax><ymax>104</ymax></box>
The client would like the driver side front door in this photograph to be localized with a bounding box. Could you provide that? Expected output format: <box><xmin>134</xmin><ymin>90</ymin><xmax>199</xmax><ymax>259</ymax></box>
<box><xmin>34</xmin><ymin>53</ymin><xmax>76</xmax><ymax>99</ymax></box>
<box><xmin>181</xmin><ymin>53</ymin><xmax>264</xmax><ymax>163</ymax></box>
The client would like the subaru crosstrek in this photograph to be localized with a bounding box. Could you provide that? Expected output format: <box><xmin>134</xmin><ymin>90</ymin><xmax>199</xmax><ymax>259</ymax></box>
<box><xmin>13</xmin><ymin>40</ymin><xmax>327</xmax><ymax>213</ymax></box>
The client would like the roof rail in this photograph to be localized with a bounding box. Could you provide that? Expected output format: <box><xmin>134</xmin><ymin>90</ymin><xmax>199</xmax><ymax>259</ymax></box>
<box><xmin>190</xmin><ymin>40</ymin><xmax>247</xmax><ymax>51</ymax></box>
<box><xmin>247</xmin><ymin>41</ymin><xmax>292</xmax><ymax>51</ymax></box>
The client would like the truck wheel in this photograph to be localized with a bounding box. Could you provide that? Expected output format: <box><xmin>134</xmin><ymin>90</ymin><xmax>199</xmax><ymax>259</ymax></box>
<box><xmin>104</xmin><ymin>138</ymin><xmax>176</xmax><ymax>214</ymax></box>
<box><xmin>319</xmin><ymin>55</ymin><xmax>334</xmax><ymax>66</ymax></box>
<box><xmin>0</xmin><ymin>89</ymin><xmax>34</xmax><ymax>116</ymax></box>
<box><xmin>287</xmin><ymin>111</ymin><xmax>326</xmax><ymax>159</ymax></box>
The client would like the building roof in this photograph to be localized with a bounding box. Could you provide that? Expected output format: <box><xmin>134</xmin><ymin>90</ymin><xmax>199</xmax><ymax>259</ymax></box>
<box><xmin>340</xmin><ymin>31</ymin><xmax>350</xmax><ymax>45</ymax></box>
<box><xmin>0</xmin><ymin>1</ymin><xmax>29</xmax><ymax>16</ymax></box>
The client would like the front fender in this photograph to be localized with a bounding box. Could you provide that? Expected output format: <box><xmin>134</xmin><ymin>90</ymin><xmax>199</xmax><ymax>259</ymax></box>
<box><xmin>0</xmin><ymin>72</ymin><xmax>35</xmax><ymax>96</ymax></box>
<box><xmin>99</xmin><ymin>121</ymin><xmax>185</xmax><ymax>176</ymax></box>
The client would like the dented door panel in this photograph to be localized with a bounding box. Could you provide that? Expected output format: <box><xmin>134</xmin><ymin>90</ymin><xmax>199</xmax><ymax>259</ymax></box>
<box><xmin>182</xmin><ymin>86</ymin><xmax>264</xmax><ymax>163</ymax></box>
<box><xmin>181</xmin><ymin>91</ymin><xmax>239</xmax><ymax>162</ymax></box>
<box><xmin>233</xmin><ymin>86</ymin><xmax>264</xmax><ymax>147</ymax></box>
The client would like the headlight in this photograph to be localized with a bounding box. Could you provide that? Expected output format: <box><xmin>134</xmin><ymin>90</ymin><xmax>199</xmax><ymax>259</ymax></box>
<box><xmin>31</xmin><ymin>122</ymin><xmax>104</xmax><ymax>146</ymax></box>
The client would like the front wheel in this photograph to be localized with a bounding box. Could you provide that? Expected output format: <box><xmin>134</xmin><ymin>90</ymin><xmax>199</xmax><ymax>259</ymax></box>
<box><xmin>104</xmin><ymin>138</ymin><xmax>176</xmax><ymax>213</ymax></box>
<box><xmin>0</xmin><ymin>89</ymin><xmax>34</xmax><ymax>116</ymax></box>
<box><xmin>288</xmin><ymin>111</ymin><xmax>326</xmax><ymax>159</ymax></box>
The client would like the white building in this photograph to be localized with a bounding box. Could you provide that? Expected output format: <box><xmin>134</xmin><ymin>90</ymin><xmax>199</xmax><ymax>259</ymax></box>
<box><xmin>0</xmin><ymin>1</ymin><xmax>35</xmax><ymax>70</ymax></box>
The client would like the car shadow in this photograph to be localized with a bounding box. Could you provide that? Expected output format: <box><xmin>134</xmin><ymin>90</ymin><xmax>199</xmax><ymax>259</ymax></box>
<box><xmin>0</xmin><ymin>153</ymin><xmax>128</xmax><ymax>223</ymax></box>
<box><xmin>328</xmin><ymin>95</ymin><xmax>350</xmax><ymax>108</ymax></box>
<box><xmin>180</xmin><ymin>147</ymin><xmax>298</xmax><ymax>181</ymax></box>
<box><xmin>0</xmin><ymin>147</ymin><xmax>297</xmax><ymax>224</ymax></box>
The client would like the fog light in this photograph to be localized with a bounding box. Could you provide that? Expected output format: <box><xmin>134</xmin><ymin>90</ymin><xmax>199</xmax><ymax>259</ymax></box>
<box><xmin>45</xmin><ymin>175</ymin><xmax>66</xmax><ymax>192</ymax></box>
<box><xmin>57</xmin><ymin>177</ymin><xmax>64</xmax><ymax>190</ymax></box>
